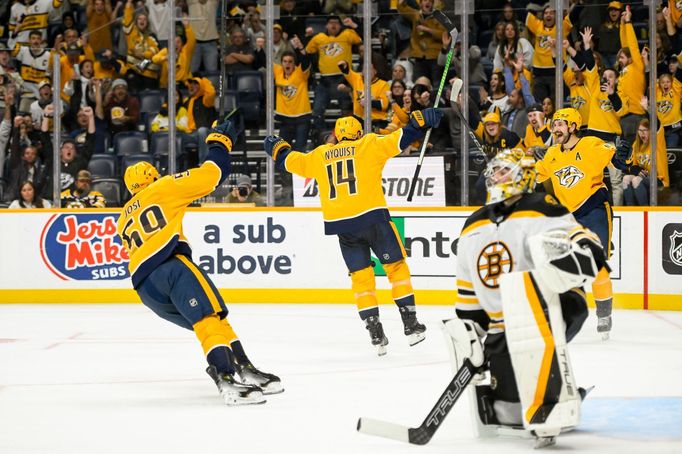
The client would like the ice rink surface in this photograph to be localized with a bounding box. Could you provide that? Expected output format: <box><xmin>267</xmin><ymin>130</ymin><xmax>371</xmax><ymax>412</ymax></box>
<box><xmin>1</xmin><ymin>303</ymin><xmax>681</xmax><ymax>454</ymax></box>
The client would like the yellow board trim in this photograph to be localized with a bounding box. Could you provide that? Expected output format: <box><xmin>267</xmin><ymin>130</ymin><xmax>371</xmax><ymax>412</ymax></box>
<box><xmin>523</xmin><ymin>272</ymin><xmax>555</xmax><ymax>425</ymax></box>
<box><xmin>0</xmin><ymin>289</ymin><xmax>681</xmax><ymax>310</ymax></box>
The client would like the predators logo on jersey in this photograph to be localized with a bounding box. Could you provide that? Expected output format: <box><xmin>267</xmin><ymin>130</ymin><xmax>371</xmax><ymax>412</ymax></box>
<box><xmin>322</xmin><ymin>42</ymin><xmax>343</xmax><ymax>58</ymax></box>
<box><xmin>658</xmin><ymin>100</ymin><xmax>673</xmax><ymax>115</ymax></box>
<box><xmin>598</xmin><ymin>99</ymin><xmax>615</xmax><ymax>112</ymax></box>
<box><xmin>554</xmin><ymin>165</ymin><xmax>585</xmax><ymax>188</ymax></box>
<box><xmin>281</xmin><ymin>85</ymin><xmax>298</xmax><ymax>100</ymax></box>
<box><xmin>570</xmin><ymin>95</ymin><xmax>586</xmax><ymax>110</ymax></box>
<box><xmin>538</xmin><ymin>35</ymin><xmax>553</xmax><ymax>49</ymax></box>
<box><xmin>477</xmin><ymin>241</ymin><xmax>513</xmax><ymax>289</ymax></box>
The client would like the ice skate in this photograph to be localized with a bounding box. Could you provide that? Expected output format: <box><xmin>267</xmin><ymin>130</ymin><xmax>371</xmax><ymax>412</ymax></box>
<box><xmin>236</xmin><ymin>362</ymin><xmax>284</xmax><ymax>395</ymax></box>
<box><xmin>365</xmin><ymin>316</ymin><xmax>389</xmax><ymax>356</ymax></box>
<box><xmin>534</xmin><ymin>435</ymin><xmax>556</xmax><ymax>449</ymax></box>
<box><xmin>206</xmin><ymin>366</ymin><xmax>266</xmax><ymax>406</ymax></box>
<box><xmin>597</xmin><ymin>315</ymin><xmax>612</xmax><ymax>340</ymax></box>
<box><xmin>399</xmin><ymin>306</ymin><xmax>426</xmax><ymax>346</ymax></box>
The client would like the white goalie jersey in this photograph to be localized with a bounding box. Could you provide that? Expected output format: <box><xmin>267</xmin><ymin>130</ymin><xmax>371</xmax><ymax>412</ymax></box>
<box><xmin>455</xmin><ymin>193</ymin><xmax>592</xmax><ymax>334</ymax></box>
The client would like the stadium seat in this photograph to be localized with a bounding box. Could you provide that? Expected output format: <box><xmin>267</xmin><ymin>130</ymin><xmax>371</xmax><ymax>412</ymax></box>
<box><xmin>87</xmin><ymin>154</ymin><xmax>117</xmax><ymax>179</ymax></box>
<box><xmin>151</xmin><ymin>132</ymin><xmax>186</xmax><ymax>174</ymax></box>
<box><xmin>121</xmin><ymin>154</ymin><xmax>155</xmax><ymax>172</ymax></box>
<box><xmin>234</xmin><ymin>72</ymin><xmax>263</xmax><ymax>125</ymax></box>
<box><xmin>91</xmin><ymin>178</ymin><xmax>123</xmax><ymax>207</ymax></box>
<box><xmin>139</xmin><ymin>90</ymin><xmax>164</xmax><ymax>115</ymax></box>
<box><xmin>113</xmin><ymin>131</ymin><xmax>148</xmax><ymax>157</ymax></box>
<box><xmin>478</xmin><ymin>30</ymin><xmax>494</xmax><ymax>52</ymax></box>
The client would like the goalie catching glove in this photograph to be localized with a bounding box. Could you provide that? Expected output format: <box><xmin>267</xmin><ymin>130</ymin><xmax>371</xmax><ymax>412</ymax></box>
<box><xmin>408</xmin><ymin>108</ymin><xmax>443</xmax><ymax>130</ymax></box>
<box><xmin>527</xmin><ymin>230</ymin><xmax>601</xmax><ymax>293</ymax></box>
<box><xmin>206</xmin><ymin>119</ymin><xmax>239</xmax><ymax>151</ymax></box>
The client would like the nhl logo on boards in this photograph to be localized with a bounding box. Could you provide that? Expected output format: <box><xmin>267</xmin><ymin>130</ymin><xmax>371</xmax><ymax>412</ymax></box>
<box><xmin>662</xmin><ymin>224</ymin><xmax>682</xmax><ymax>274</ymax></box>
<box><xmin>40</xmin><ymin>213</ymin><xmax>130</xmax><ymax>281</ymax></box>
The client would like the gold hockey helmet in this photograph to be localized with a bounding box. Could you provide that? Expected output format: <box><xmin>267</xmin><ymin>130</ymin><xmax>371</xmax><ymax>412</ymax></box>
<box><xmin>334</xmin><ymin>116</ymin><xmax>363</xmax><ymax>142</ymax></box>
<box><xmin>124</xmin><ymin>161</ymin><xmax>160</xmax><ymax>195</ymax></box>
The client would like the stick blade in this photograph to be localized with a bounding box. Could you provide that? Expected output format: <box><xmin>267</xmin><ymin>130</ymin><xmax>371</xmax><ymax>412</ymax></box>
<box><xmin>357</xmin><ymin>417</ymin><xmax>410</xmax><ymax>443</ymax></box>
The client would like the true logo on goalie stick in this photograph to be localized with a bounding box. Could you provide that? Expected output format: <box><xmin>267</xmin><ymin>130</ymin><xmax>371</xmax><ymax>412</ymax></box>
<box><xmin>477</xmin><ymin>241</ymin><xmax>513</xmax><ymax>288</ymax></box>
<box><xmin>425</xmin><ymin>367</ymin><xmax>471</xmax><ymax>427</ymax></box>
<box><xmin>662</xmin><ymin>224</ymin><xmax>682</xmax><ymax>274</ymax></box>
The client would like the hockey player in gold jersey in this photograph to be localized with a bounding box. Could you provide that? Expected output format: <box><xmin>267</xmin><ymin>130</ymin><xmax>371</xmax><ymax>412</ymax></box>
<box><xmin>536</xmin><ymin>108</ymin><xmax>619</xmax><ymax>339</ymax></box>
<box><xmin>264</xmin><ymin>110</ymin><xmax>443</xmax><ymax>355</ymax></box>
<box><xmin>117</xmin><ymin>118</ymin><xmax>282</xmax><ymax>405</ymax></box>
<box><xmin>446</xmin><ymin>148</ymin><xmax>606</xmax><ymax>447</ymax></box>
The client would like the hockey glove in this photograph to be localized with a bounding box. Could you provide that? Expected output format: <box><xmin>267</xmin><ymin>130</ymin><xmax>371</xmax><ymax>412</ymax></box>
<box><xmin>264</xmin><ymin>136</ymin><xmax>291</xmax><ymax>161</ymax></box>
<box><xmin>206</xmin><ymin>119</ymin><xmax>239</xmax><ymax>151</ymax></box>
<box><xmin>408</xmin><ymin>108</ymin><xmax>443</xmax><ymax>130</ymax></box>
<box><xmin>616</xmin><ymin>140</ymin><xmax>632</xmax><ymax>162</ymax></box>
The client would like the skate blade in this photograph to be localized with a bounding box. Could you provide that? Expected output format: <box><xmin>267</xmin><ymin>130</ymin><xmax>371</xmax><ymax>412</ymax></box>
<box><xmin>600</xmin><ymin>331</ymin><xmax>610</xmax><ymax>341</ymax></box>
<box><xmin>261</xmin><ymin>382</ymin><xmax>285</xmax><ymax>395</ymax></box>
<box><xmin>222</xmin><ymin>393</ymin><xmax>267</xmax><ymax>406</ymax></box>
<box><xmin>534</xmin><ymin>436</ymin><xmax>556</xmax><ymax>449</ymax></box>
<box><xmin>407</xmin><ymin>332</ymin><xmax>425</xmax><ymax>346</ymax></box>
<box><xmin>376</xmin><ymin>344</ymin><xmax>387</xmax><ymax>356</ymax></box>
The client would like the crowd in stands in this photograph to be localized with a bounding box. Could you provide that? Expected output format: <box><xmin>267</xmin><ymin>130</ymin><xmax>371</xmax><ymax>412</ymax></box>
<box><xmin>0</xmin><ymin>0</ymin><xmax>679</xmax><ymax>208</ymax></box>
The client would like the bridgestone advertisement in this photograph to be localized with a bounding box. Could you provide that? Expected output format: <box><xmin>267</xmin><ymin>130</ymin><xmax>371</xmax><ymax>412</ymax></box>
<box><xmin>292</xmin><ymin>156</ymin><xmax>447</xmax><ymax>207</ymax></box>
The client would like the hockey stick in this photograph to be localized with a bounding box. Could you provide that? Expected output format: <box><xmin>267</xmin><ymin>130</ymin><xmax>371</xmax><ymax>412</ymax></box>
<box><xmin>357</xmin><ymin>358</ymin><xmax>477</xmax><ymax>445</ymax></box>
<box><xmin>406</xmin><ymin>10</ymin><xmax>458</xmax><ymax>202</ymax></box>
<box><xmin>451</xmin><ymin>104</ymin><xmax>493</xmax><ymax>161</ymax></box>
<box><xmin>218</xmin><ymin>0</ymin><xmax>228</xmax><ymax>118</ymax></box>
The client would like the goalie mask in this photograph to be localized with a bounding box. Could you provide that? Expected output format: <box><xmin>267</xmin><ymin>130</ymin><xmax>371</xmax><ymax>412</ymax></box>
<box><xmin>484</xmin><ymin>148</ymin><xmax>537</xmax><ymax>204</ymax></box>
<box><xmin>124</xmin><ymin>161</ymin><xmax>160</xmax><ymax>195</ymax></box>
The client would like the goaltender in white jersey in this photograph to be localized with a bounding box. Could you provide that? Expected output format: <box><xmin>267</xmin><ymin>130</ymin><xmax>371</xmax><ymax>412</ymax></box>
<box><xmin>445</xmin><ymin>149</ymin><xmax>608</xmax><ymax>448</ymax></box>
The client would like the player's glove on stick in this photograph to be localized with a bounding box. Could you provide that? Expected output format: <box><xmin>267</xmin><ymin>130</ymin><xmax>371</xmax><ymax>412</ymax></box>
<box><xmin>206</xmin><ymin>119</ymin><xmax>239</xmax><ymax>151</ymax></box>
<box><xmin>409</xmin><ymin>108</ymin><xmax>443</xmax><ymax>130</ymax></box>
<box><xmin>264</xmin><ymin>136</ymin><xmax>292</xmax><ymax>161</ymax></box>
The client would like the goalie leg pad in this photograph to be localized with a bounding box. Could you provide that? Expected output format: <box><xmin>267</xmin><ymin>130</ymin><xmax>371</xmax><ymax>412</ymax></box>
<box><xmin>500</xmin><ymin>271</ymin><xmax>581</xmax><ymax>435</ymax></box>
<box><xmin>351</xmin><ymin>266</ymin><xmax>378</xmax><ymax>319</ymax></box>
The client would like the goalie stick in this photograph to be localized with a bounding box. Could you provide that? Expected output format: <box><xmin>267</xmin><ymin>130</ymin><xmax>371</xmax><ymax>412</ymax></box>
<box><xmin>357</xmin><ymin>358</ymin><xmax>478</xmax><ymax>445</ymax></box>
<box><xmin>406</xmin><ymin>10</ymin><xmax>458</xmax><ymax>202</ymax></box>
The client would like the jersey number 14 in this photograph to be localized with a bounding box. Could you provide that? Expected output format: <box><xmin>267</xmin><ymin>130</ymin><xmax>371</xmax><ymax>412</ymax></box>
<box><xmin>326</xmin><ymin>158</ymin><xmax>357</xmax><ymax>200</ymax></box>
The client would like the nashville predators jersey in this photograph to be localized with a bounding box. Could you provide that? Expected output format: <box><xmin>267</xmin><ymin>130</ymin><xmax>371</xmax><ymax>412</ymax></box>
<box><xmin>343</xmin><ymin>69</ymin><xmax>389</xmax><ymax>121</ymax></box>
<box><xmin>525</xmin><ymin>13</ymin><xmax>572</xmax><ymax>69</ymax></box>
<box><xmin>618</xmin><ymin>22</ymin><xmax>646</xmax><ymax>116</ymax></box>
<box><xmin>117</xmin><ymin>160</ymin><xmax>226</xmax><ymax>288</ymax></box>
<box><xmin>8</xmin><ymin>0</ymin><xmax>61</xmax><ymax>47</ymax></box>
<box><xmin>629</xmin><ymin>125</ymin><xmax>670</xmax><ymax>187</ymax></box>
<box><xmin>564</xmin><ymin>68</ymin><xmax>591</xmax><ymax>126</ymax></box>
<box><xmin>455</xmin><ymin>193</ymin><xmax>581</xmax><ymax>334</ymax></box>
<box><xmin>522</xmin><ymin>123</ymin><xmax>552</xmax><ymax>149</ymax></box>
<box><xmin>584</xmin><ymin>64</ymin><xmax>628</xmax><ymax>135</ymax></box>
<box><xmin>274</xmin><ymin>63</ymin><xmax>311</xmax><ymax>117</ymax></box>
<box><xmin>305</xmin><ymin>29</ymin><xmax>362</xmax><ymax>76</ymax></box>
<box><xmin>656</xmin><ymin>78</ymin><xmax>682</xmax><ymax>128</ymax></box>
<box><xmin>12</xmin><ymin>45</ymin><xmax>51</xmax><ymax>86</ymax></box>
<box><xmin>535</xmin><ymin>136</ymin><xmax>614</xmax><ymax>213</ymax></box>
<box><xmin>284</xmin><ymin>129</ymin><xmax>403</xmax><ymax>234</ymax></box>
<box><xmin>671</xmin><ymin>0</ymin><xmax>682</xmax><ymax>25</ymax></box>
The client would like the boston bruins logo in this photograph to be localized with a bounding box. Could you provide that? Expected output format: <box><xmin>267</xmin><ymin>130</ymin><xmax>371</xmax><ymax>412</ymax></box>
<box><xmin>658</xmin><ymin>100</ymin><xmax>673</xmax><ymax>115</ymax></box>
<box><xmin>477</xmin><ymin>241</ymin><xmax>513</xmax><ymax>289</ymax></box>
<box><xmin>554</xmin><ymin>165</ymin><xmax>585</xmax><ymax>188</ymax></box>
